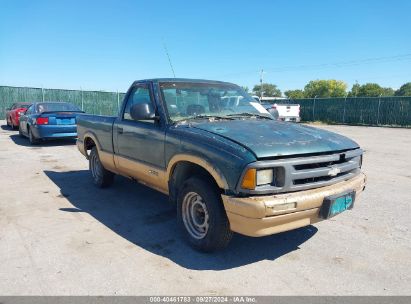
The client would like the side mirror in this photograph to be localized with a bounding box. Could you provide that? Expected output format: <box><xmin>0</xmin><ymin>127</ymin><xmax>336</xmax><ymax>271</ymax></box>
<box><xmin>130</xmin><ymin>103</ymin><xmax>157</xmax><ymax>121</ymax></box>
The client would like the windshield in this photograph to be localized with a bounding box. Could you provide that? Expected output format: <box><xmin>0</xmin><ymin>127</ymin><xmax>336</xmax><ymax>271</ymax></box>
<box><xmin>14</xmin><ymin>103</ymin><xmax>31</xmax><ymax>109</ymax></box>
<box><xmin>159</xmin><ymin>82</ymin><xmax>270</xmax><ymax>122</ymax></box>
<box><xmin>36</xmin><ymin>102</ymin><xmax>82</xmax><ymax>113</ymax></box>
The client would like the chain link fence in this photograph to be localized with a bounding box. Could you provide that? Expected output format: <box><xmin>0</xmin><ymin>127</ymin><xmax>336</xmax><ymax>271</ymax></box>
<box><xmin>278</xmin><ymin>96</ymin><xmax>411</xmax><ymax>127</ymax></box>
<box><xmin>0</xmin><ymin>86</ymin><xmax>125</xmax><ymax>117</ymax></box>
<box><xmin>1</xmin><ymin>86</ymin><xmax>410</xmax><ymax>127</ymax></box>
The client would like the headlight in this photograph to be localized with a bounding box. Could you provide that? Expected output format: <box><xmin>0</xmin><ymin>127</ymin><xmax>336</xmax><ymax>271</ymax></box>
<box><xmin>256</xmin><ymin>169</ymin><xmax>273</xmax><ymax>186</ymax></box>
<box><xmin>18</xmin><ymin>112</ymin><xmax>23</xmax><ymax>116</ymax></box>
<box><xmin>241</xmin><ymin>168</ymin><xmax>274</xmax><ymax>190</ymax></box>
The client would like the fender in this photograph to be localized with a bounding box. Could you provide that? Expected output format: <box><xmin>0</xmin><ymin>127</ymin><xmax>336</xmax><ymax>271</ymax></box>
<box><xmin>81</xmin><ymin>131</ymin><xmax>118</xmax><ymax>173</ymax></box>
<box><xmin>167</xmin><ymin>154</ymin><xmax>229</xmax><ymax>190</ymax></box>
<box><xmin>81</xmin><ymin>131</ymin><xmax>103</xmax><ymax>157</ymax></box>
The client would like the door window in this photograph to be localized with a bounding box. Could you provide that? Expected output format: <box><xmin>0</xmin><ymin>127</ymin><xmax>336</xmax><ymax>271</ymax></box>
<box><xmin>25</xmin><ymin>105</ymin><xmax>34</xmax><ymax>115</ymax></box>
<box><xmin>123</xmin><ymin>85</ymin><xmax>154</xmax><ymax>121</ymax></box>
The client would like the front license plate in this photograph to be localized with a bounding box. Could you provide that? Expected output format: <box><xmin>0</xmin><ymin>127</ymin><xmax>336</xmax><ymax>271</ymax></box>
<box><xmin>320</xmin><ymin>190</ymin><xmax>356</xmax><ymax>219</ymax></box>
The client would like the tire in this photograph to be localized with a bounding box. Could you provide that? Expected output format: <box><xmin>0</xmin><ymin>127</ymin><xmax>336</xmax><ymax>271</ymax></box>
<box><xmin>28</xmin><ymin>127</ymin><xmax>39</xmax><ymax>145</ymax></box>
<box><xmin>177</xmin><ymin>177</ymin><xmax>233</xmax><ymax>252</ymax></box>
<box><xmin>18</xmin><ymin>126</ymin><xmax>24</xmax><ymax>137</ymax></box>
<box><xmin>89</xmin><ymin>146</ymin><xmax>114</xmax><ymax>188</ymax></box>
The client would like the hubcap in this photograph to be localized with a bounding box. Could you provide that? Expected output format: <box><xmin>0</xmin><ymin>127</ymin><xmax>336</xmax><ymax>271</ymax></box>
<box><xmin>91</xmin><ymin>152</ymin><xmax>102</xmax><ymax>181</ymax></box>
<box><xmin>182</xmin><ymin>192</ymin><xmax>209</xmax><ymax>239</ymax></box>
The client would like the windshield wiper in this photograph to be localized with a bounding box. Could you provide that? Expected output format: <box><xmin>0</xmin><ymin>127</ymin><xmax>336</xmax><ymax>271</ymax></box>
<box><xmin>189</xmin><ymin>114</ymin><xmax>235</xmax><ymax>120</ymax></box>
<box><xmin>226</xmin><ymin>112</ymin><xmax>273</xmax><ymax>120</ymax></box>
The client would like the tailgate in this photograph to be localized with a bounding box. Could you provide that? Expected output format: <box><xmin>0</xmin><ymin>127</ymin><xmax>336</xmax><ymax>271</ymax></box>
<box><xmin>277</xmin><ymin>104</ymin><xmax>300</xmax><ymax>117</ymax></box>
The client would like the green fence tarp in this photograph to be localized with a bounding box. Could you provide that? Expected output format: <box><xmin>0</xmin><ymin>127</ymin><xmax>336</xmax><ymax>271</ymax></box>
<box><xmin>275</xmin><ymin>96</ymin><xmax>411</xmax><ymax>127</ymax></box>
<box><xmin>0</xmin><ymin>86</ymin><xmax>125</xmax><ymax>117</ymax></box>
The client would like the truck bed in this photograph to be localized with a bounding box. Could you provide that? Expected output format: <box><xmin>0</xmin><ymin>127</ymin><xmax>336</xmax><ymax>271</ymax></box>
<box><xmin>77</xmin><ymin>114</ymin><xmax>116</xmax><ymax>154</ymax></box>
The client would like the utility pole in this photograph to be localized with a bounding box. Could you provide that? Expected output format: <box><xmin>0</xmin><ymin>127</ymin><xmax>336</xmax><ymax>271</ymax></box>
<box><xmin>260</xmin><ymin>69</ymin><xmax>264</xmax><ymax>99</ymax></box>
<box><xmin>81</xmin><ymin>87</ymin><xmax>84</xmax><ymax>111</ymax></box>
<box><xmin>377</xmin><ymin>93</ymin><xmax>382</xmax><ymax>125</ymax></box>
<box><xmin>343</xmin><ymin>93</ymin><xmax>348</xmax><ymax>124</ymax></box>
<box><xmin>313</xmin><ymin>95</ymin><xmax>318</xmax><ymax>121</ymax></box>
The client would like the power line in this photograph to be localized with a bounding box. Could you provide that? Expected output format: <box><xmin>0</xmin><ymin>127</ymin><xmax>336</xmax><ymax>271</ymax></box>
<box><xmin>216</xmin><ymin>53</ymin><xmax>411</xmax><ymax>78</ymax></box>
<box><xmin>264</xmin><ymin>53</ymin><xmax>411</xmax><ymax>73</ymax></box>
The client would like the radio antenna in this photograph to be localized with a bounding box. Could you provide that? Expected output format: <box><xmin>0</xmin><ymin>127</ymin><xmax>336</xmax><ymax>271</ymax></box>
<box><xmin>162</xmin><ymin>38</ymin><xmax>176</xmax><ymax>78</ymax></box>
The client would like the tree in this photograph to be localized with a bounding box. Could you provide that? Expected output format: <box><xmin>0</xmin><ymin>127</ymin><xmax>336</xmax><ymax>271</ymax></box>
<box><xmin>284</xmin><ymin>89</ymin><xmax>305</xmax><ymax>99</ymax></box>
<box><xmin>303</xmin><ymin>80</ymin><xmax>347</xmax><ymax>98</ymax></box>
<box><xmin>253</xmin><ymin>83</ymin><xmax>282</xmax><ymax>97</ymax></box>
<box><xmin>241</xmin><ymin>86</ymin><xmax>249</xmax><ymax>93</ymax></box>
<box><xmin>395</xmin><ymin>82</ymin><xmax>411</xmax><ymax>96</ymax></box>
<box><xmin>348</xmin><ymin>83</ymin><xmax>361</xmax><ymax>97</ymax></box>
<box><xmin>355</xmin><ymin>83</ymin><xmax>394</xmax><ymax>97</ymax></box>
<box><xmin>382</xmin><ymin>87</ymin><xmax>395</xmax><ymax>96</ymax></box>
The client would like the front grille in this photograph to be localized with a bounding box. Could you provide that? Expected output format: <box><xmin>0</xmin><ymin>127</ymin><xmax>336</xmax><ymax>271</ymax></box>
<box><xmin>293</xmin><ymin>171</ymin><xmax>351</xmax><ymax>185</ymax></box>
<box><xmin>238</xmin><ymin>149</ymin><xmax>363</xmax><ymax>195</ymax></box>
<box><xmin>288</xmin><ymin>149</ymin><xmax>361</xmax><ymax>192</ymax></box>
<box><xmin>293</xmin><ymin>157</ymin><xmax>346</xmax><ymax>170</ymax></box>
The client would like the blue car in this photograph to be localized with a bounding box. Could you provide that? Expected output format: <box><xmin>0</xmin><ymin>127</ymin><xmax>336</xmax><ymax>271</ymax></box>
<box><xmin>18</xmin><ymin>102</ymin><xmax>84</xmax><ymax>144</ymax></box>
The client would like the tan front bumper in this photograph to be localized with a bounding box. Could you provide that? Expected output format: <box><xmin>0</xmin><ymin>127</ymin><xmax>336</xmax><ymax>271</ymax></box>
<box><xmin>222</xmin><ymin>172</ymin><xmax>366</xmax><ymax>237</ymax></box>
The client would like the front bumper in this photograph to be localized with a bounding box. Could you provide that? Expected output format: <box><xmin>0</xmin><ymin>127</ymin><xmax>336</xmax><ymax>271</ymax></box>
<box><xmin>222</xmin><ymin>172</ymin><xmax>366</xmax><ymax>237</ymax></box>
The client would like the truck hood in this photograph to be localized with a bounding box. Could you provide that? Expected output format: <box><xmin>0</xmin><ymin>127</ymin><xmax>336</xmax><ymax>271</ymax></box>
<box><xmin>191</xmin><ymin>120</ymin><xmax>359</xmax><ymax>159</ymax></box>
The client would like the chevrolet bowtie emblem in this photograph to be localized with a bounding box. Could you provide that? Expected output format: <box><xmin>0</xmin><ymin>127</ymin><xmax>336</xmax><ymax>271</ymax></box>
<box><xmin>328</xmin><ymin>166</ymin><xmax>341</xmax><ymax>177</ymax></box>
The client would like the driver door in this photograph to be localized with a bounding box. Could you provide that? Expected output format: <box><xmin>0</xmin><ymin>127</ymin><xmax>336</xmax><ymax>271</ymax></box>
<box><xmin>20</xmin><ymin>104</ymin><xmax>34</xmax><ymax>134</ymax></box>
<box><xmin>113</xmin><ymin>83</ymin><xmax>167</xmax><ymax>192</ymax></box>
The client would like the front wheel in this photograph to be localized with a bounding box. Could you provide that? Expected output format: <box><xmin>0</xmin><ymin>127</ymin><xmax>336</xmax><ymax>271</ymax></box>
<box><xmin>177</xmin><ymin>177</ymin><xmax>233</xmax><ymax>252</ymax></box>
<box><xmin>18</xmin><ymin>126</ymin><xmax>24</xmax><ymax>137</ymax></box>
<box><xmin>89</xmin><ymin>146</ymin><xmax>114</xmax><ymax>188</ymax></box>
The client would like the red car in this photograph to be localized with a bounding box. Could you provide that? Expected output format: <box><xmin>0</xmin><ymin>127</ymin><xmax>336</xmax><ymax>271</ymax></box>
<box><xmin>6</xmin><ymin>102</ymin><xmax>32</xmax><ymax>129</ymax></box>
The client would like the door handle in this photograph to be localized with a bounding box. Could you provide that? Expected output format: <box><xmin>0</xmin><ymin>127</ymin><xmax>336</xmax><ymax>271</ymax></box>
<box><xmin>117</xmin><ymin>127</ymin><xmax>123</xmax><ymax>134</ymax></box>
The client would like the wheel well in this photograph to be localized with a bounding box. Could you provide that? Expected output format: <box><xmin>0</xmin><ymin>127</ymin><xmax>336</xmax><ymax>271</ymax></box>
<box><xmin>169</xmin><ymin>161</ymin><xmax>221</xmax><ymax>204</ymax></box>
<box><xmin>83</xmin><ymin>137</ymin><xmax>97</xmax><ymax>157</ymax></box>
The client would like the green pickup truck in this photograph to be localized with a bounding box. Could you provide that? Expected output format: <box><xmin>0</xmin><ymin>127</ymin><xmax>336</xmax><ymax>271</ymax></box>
<box><xmin>77</xmin><ymin>78</ymin><xmax>366</xmax><ymax>252</ymax></box>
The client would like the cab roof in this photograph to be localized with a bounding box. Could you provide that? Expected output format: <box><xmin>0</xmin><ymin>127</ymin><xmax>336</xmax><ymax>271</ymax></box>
<box><xmin>132</xmin><ymin>78</ymin><xmax>236</xmax><ymax>86</ymax></box>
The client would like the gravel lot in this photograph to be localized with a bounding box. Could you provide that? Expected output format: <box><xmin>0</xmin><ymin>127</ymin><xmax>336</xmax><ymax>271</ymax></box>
<box><xmin>0</xmin><ymin>121</ymin><xmax>410</xmax><ymax>295</ymax></box>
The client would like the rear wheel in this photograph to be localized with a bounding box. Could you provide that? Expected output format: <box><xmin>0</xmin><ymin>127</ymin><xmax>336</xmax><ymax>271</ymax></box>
<box><xmin>89</xmin><ymin>146</ymin><xmax>114</xmax><ymax>188</ymax></box>
<box><xmin>18</xmin><ymin>125</ymin><xmax>23</xmax><ymax>137</ymax></box>
<box><xmin>177</xmin><ymin>177</ymin><xmax>233</xmax><ymax>252</ymax></box>
<box><xmin>6</xmin><ymin>117</ymin><xmax>12</xmax><ymax>129</ymax></box>
<box><xmin>28</xmin><ymin>127</ymin><xmax>39</xmax><ymax>145</ymax></box>
<box><xmin>10</xmin><ymin>119</ymin><xmax>16</xmax><ymax>130</ymax></box>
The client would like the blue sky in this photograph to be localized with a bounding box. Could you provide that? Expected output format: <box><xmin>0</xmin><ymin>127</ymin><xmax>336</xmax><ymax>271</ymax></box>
<box><xmin>1</xmin><ymin>0</ymin><xmax>410</xmax><ymax>93</ymax></box>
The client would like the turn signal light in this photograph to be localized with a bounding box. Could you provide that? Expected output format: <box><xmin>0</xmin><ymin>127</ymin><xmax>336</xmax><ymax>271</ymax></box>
<box><xmin>241</xmin><ymin>168</ymin><xmax>256</xmax><ymax>190</ymax></box>
<box><xmin>36</xmin><ymin>117</ymin><xmax>49</xmax><ymax>125</ymax></box>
